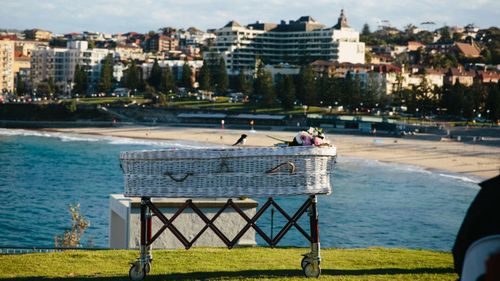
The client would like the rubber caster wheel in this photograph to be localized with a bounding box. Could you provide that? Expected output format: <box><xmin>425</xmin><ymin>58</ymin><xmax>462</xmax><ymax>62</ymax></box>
<box><xmin>129</xmin><ymin>263</ymin><xmax>146</xmax><ymax>281</ymax></box>
<box><xmin>301</xmin><ymin>257</ymin><xmax>308</xmax><ymax>269</ymax></box>
<box><xmin>144</xmin><ymin>262</ymin><xmax>151</xmax><ymax>274</ymax></box>
<box><xmin>303</xmin><ymin>262</ymin><xmax>321</xmax><ymax>278</ymax></box>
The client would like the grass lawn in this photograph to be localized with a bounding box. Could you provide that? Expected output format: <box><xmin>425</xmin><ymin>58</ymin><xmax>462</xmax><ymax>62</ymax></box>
<box><xmin>0</xmin><ymin>247</ymin><xmax>457</xmax><ymax>280</ymax></box>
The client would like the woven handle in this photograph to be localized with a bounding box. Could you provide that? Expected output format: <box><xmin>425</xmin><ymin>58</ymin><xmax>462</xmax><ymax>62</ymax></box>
<box><xmin>266</xmin><ymin>162</ymin><xmax>296</xmax><ymax>174</ymax></box>
<box><xmin>164</xmin><ymin>172</ymin><xmax>194</xmax><ymax>182</ymax></box>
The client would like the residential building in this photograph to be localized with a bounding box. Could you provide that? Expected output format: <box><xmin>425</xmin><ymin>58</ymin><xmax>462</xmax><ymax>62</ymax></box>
<box><xmin>115</xmin><ymin>45</ymin><xmax>145</xmax><ymax>61</ymax></box>
<box><xmin>310</xmin><ymin>60</ymin><xmax>368</xmax><ymax>78</ymax></box>
<box><xmin>145</xmin><ymin>34</ymin><xmax>179</xmax><ymax>54</ymax></box>
<box><xmin>206</xmin><ymin>9</ymin><xmax>365</xmax><ymax>75</ymax></box>
<box><xmin>0</xmin><ymin>39</ymin><xmax>15</xmax><ymax>92</ymax></box>
<box><xmin>477</xmin><ymin>71</ymin><xmax>500</xmax><ymax>84</ymax></box>
<box><xmin>445</xmin><ymin>67</ymin><xmax>475</xmax><ymax>86</ymax></box>
<box><xmin>407</xmin><ymin>41</ymin><xmax>423</xmax><ymax>52</ymax></box>
<box><xmin>31</xmin><ymin>41</ymin><xmax>112</xmax><ymax>94</ymax></box>
<box><xmin>24</xmin><ymin>29</ymin><xmax>52</xmax><ymax>41</ymax></box>
<box><xmin>455</xmin><ymin>42</ymin><xmax>481</xmax><ymax>58</ymax></box>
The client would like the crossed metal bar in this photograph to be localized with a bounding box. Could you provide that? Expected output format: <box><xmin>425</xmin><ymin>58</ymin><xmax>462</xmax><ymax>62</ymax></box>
<box><xmin>141</xmin><ymin>196</ymin><xmax>314</xmax><ymax>249</ymax></box>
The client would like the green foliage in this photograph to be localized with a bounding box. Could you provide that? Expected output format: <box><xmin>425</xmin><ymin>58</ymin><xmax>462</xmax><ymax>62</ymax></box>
<box><xmin>62</xmin><ymin>100</ymin><xmax>77</xmax><ymax>113</ymax></box>
<box><xmin>15</xmin><ymin>73</ymin><xmax>27</xmax><ymax>96</ymax></box>
<box><xmin>437</xmin><ymin>26</ymin><xmax>452</xmax><ymax>44</ymax></box>
<box><xmin>296</xmin><ymin>65</ymin><xmax>317</xmax><ymax>105</ymax></box>
<box><xmin>253</xmin><ymin>64</ymin><xmax>275</xmax><ymax>105</ymax></box>
<box><xmin>362</xmin><ymin>23</ymin><xmax>371</xmax><ymax>36</ymax></box>
<box><xmin>98</xmin><ymin>55</ymin><xmax>114</xmax><ymax>93</ymax></box>
<box><xmin>148</xmin><ymin>59</ymin><xmax>162</xmax><ymax>91</ymax></box>
<box><xmin>342</xmin><ymin>72</ymin><xmax>362</xmax><ymax>109</ymax></box>
<box><xmin>73</xmin><ymin>64</ymin><xmax>88</xmax><ymax>96</ymax></box>
<box><xmin>181</xmin><ymin>62</ymin><xmax>192</xmax><ymax>90</ymax></box>
<box><xmin>214</xmin><ymin>58</ymin><xmax>229</xmax><ymax>94</ymax></box>
<box><xmin>122</xmin><ymin>60</ymin><xmax>140</xmax><ymax>91</ymax></box>
<box><xmin>197</xmin><ymin>63</ymin><xmax>211</xmax><ymax>91</ymax></box>
<box><xmin>275</xmin><ymin>75</ymin><xmax>296</xmax><ymax>110</ymax></box>
<box><xmin>234</xmin><ymin>69</ymin><xmax>251</xmax><ymax>95</ymax></box>
<box><xmin>479</xmin><ymin>27</ymin><xmax>500</xmax><ymax>64</ymax></box>
<box><xmin>0</xmin><ymin>248</ymin><xmax>457</xmax><ymax>280</ymax></box>
<box><xmin>160</xmin><ymin>65</ymin><xmax>176</xmax><ymax>94</ymax></box>
<box><xmin>485</xmin><ymin>83</ymin><xmax>500</xmax><ymax>121</ymax></box>
<box><xmin>47</xmin><ymin>76</ymin><xmax>55</xmax><ymax>96</ymax></box>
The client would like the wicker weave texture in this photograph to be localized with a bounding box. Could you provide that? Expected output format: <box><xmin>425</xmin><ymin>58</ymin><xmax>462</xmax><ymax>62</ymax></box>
<box><xmin>120</xmin><ymin>146</ymin><xmax>336</xmax><ymax>198</ymax></box>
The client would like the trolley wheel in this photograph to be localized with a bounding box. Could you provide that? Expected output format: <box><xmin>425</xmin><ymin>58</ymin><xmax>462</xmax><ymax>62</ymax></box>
<box><xmin>129</xmin><ymin>263</ymin><xmax>146</xmax><ymax>281</ymax></box>
<box><xmin>301</xmin><ymin>256</ymin><xmax>308</xmax><ymax>269</ymax></box>
<box><xmin>303</xmin><ymin>262</ymin><xmax>321</xmax><ymax>278</ymax></box>
<box><xmin>144</xmin><ymin>262</ymin><xmax>151</xmax><ymax>274</ymax></box>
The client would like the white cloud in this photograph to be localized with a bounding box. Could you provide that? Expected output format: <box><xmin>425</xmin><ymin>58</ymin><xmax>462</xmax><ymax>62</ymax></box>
<box><xmin>0</xmin><ymin>0</ymin><xmax>498</xmax><ymax>33</ymax></box>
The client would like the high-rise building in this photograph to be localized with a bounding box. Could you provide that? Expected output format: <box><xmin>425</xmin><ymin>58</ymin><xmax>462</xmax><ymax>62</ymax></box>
<box><xmin>206</xmin><ymin>10</ymin><xmax>365</xmax><ymax>74</ymax></box>
<box><xmin>0</xmin><ymin>39</ymin><xmax>15</xmax><ymax>93</ymax></box>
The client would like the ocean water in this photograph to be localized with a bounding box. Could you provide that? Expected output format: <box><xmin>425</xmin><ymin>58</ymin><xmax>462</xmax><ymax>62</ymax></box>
<box><xmin>0</xmin><ymin>129</ymin><xmax>480</xmax><ymax>251</ymax></box>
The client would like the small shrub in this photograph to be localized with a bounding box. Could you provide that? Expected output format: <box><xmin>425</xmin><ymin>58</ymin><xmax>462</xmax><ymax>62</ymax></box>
<box><xmin>54</xmin><ymin>204</ymin><xmax>90</xmax><ymax>248</ymax></box>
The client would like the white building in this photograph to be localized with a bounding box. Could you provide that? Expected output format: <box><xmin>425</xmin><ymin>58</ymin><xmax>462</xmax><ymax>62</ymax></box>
<box><xmin>206</xmin><ymin>10</ymin><xmax>365</xmax><ymax>75</ymax></box>
<box><xmin>31</xmin><ymin>41</ymin><xmax>113</xmax><ymax>94</ymax></box>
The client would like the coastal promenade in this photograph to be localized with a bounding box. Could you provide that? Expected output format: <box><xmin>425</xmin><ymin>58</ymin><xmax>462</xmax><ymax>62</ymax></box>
<box><xmin>50</xmin><ymin>125</ymin><xmax>500</xmax><ymax>180</ymax></box>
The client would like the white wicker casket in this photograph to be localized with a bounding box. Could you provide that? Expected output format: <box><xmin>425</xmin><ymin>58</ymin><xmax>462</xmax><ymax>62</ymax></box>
<box><xmin>120</xmin><ymin>146</ymin><xmax>336</xmax><ymax>198</ymax></box>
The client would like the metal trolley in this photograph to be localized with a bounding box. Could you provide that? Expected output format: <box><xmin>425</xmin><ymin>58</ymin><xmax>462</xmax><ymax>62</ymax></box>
<box><xmin>128</xmin><ymin>195</ymin><xmax>323</xmax><ymax>280</ymax></box>
<box><xmin>120</xmin><ymin>146</ymin><xmax>336</xmax><ymax>280</ymax></box>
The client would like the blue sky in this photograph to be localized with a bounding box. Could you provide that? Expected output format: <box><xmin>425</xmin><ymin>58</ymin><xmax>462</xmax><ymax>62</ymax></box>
<box><xmin>1</xmin><ymin>0</ymin><xmax>499</xmax><ymax>34</ymax></box>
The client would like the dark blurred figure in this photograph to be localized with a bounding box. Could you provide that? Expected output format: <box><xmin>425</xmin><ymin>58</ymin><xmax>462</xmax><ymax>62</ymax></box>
<box><xmin>452</xmin><ymin>174</ymin><xmax>500</xmax><ymax>279</ymax></box>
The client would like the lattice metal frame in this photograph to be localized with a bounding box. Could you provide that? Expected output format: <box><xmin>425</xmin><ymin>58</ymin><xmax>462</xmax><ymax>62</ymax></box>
<box><xmin>129</xmin><ymin>196</ymin><xmax>322</xmax><ymax>280</ymax></box>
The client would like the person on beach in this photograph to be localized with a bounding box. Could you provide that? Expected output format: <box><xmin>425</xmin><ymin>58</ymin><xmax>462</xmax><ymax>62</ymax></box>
<box><xmin>452</xmin><ymin>174</ymin><xmax>500</xmax><ymax>280</ymax></box>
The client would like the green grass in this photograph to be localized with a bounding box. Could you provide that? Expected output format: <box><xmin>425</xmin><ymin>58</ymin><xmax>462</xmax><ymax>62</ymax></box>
<box><xmin>0</xmin><ymin>247</ymin><xmax>457</xmax><ymax>280</ymax></box>
<box><xmin>72</xmin><ymin>97</ymin><xmax>150</xmax><ymax>105</ymax></box>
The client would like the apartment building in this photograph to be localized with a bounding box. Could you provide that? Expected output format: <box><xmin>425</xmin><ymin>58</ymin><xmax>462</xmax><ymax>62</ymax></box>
<box><xmin>115</xmin><ymin>44</ymin><xmax>145</xmax><ymax>61</ymax></box>
<box><xmin>31</xmin><ymin>41</ymin><xmax>111</xmax><ymax>94</ymax></box>
<box><xmin>0</xmin><ymin>39</ymin><xmax>15</xmax><ymax>92</ymax></box>
<box><xmin>206</xmin><ymin>9</ymin><xmax>365</xmax><ymax>74</ymax></box>
<box><xmin>24</xmin><ymin>29</ymin><xmax>52</xmax><ymax>41</ymax></box>
<box><xmin>144</xmin><ymin>34</ymin><xmax>179</xmax><ymax>54</ymax></box>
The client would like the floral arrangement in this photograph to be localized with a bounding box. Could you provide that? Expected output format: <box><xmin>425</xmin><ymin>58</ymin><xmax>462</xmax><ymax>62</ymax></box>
<box><xmin>291</xmin><ymin>127</ymin><xmax>330</xmax><ymax>147</ymax></box>
<box><xmin>268</xmin><ymin>127</ymin><xmax>331</xmax><ymax>147</ymax></box>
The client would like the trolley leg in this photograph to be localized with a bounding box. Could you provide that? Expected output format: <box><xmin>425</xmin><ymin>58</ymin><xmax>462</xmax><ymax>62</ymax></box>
<box><xmin>302</xmin><ymin>195</ymin><xmax>321</xmax><ymax>278</ymax></box>
<box><xmin>129</xmin><ymin>197</ymin><xmax>151</xmax><ymax>280</ymax></box>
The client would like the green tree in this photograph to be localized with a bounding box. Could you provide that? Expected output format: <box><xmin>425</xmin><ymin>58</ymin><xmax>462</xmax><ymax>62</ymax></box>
<box><xmin>296</xmin><ymin>65</ymin><xmax>317</xmax><ymax>105</ymax></box>
<box><xmin>275</xmin><ymin>75</ymin><xmax>296</xmax><ymax>110</ymax></box>
<box><xmin>253</xmin><ymin>64</ymin><xmax>275</xmax><ymax>105</ymax></box>
<box><xmin>437</xmin><ymin>26</ymin><xmax>452</xmax><ymax>43</ymax></box>
<box><xmin>214</xmin><ymin>58</ymin><xmax>229</xmax><ymax>94</ymax></box>
<box><xmin>485</xmin><ymin>83</ymin><xmax>500</xmax><ymax>122</ymax></box>
<box><xmin>197</xmin><ymin>63</ymin><xmax>211</xmax><ymax>91</ymax></box>
<box><xmin>414</xmin><ymin>76</ymin><xmax>435</xmax><ymax>115</ymax></box>
<box><xmin>16</xmin><ymin>73</ymin><xmax>26</xmax><ymax>96</ymax></box>
<box><xmin>160</xmin><ymin>66</ymin><xmax>176</xmax><ymax>94</ymax></box>
<box><xmin>181</xmin><ymin>62</ymin><xmax>192</xmax><ymax>90</ymax></box>
<box><xmin>362</xmin><ymin>23</ymin><xmax>371</xmax><ymax>36</ymax></box>
<box><xmin>148</xmin><ymin>59</ymin><xmax>162</xmax><ymax>91</ymax></box>
<box><xmin>47</xmin><ymin>76</ymin><xmax>55</xmax><ymax>96</ymax></box>
<box><xmin>123</xmin><ymin>60</ymin><xmax>140</xmax><ymax>91</ymax></box>
<box><xmin>98</xmin><ymin>55</ymin><xmax>114</xmax><ymax>93</ymax></box>
<box><xmin>234</xmin><ymin>69</ymin><xmax>251</xmax><ymax>95</ymax></box>
<box><xmin>73</xmin><ymin>64</ymin><xmax>88</xmax><ymax>96</ymax></box>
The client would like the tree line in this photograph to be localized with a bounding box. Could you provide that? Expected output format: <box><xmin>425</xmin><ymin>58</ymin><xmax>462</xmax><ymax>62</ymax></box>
<box><xmin>67</xmin><ymin>55</ymin><xmax>500</xmax><ymax>121</ymax></box>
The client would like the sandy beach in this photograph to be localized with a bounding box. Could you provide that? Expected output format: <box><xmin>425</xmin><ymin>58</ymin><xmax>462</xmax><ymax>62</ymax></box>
<box><xmin>51</xmin><ymin>125</ymin><xmax>500</xmax><ymax>181</ymax></box>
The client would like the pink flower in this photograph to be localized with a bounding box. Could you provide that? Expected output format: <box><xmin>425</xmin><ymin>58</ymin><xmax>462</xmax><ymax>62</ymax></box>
<box><xmin>313</xmin><ymin>137</ymin><xmax>323</xmax><ymax>146</ymax></box>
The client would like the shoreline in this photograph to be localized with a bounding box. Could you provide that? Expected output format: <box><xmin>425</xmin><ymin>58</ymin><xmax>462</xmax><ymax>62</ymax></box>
<box><xmin>10</xmin><ymin>125</ymin><xmax>500</xmax><ymax>180</ymax></box>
